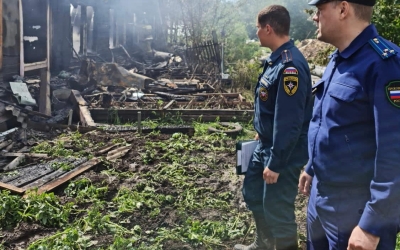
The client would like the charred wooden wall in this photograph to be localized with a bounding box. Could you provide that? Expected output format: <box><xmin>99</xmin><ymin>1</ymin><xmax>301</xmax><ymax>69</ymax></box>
<box><xmin>2</xmin><ymin>0</ymin><xmax>20</xmax><ymax>82</ymax></box>
<box><xmin>50</xmin><ymin>0</ymin><xmax>72</xmax><ymax>74</ymax></box>
<box><xmin>92</xmin><ymin>2</ymin><xmax>110</xmax><ymax>61</ymax></box>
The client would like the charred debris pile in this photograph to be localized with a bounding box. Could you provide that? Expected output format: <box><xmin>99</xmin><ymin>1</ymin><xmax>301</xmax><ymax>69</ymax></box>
<box><xmin>0</xmin><ymin>39</ymin><xmax>251</xmax><ymax>132</ymax></box>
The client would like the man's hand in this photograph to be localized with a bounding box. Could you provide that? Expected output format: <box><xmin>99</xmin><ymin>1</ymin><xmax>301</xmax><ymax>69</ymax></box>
<box><xmin>263</xmin><ymin>168</ymin><xmax>279</xmax><ymax>184</ymax></box>
<box><xmin>347</xmin><ymin>226</ymin><xmax>380</xmax><ymax>250</ymax></box>
<box><xmin>298</xmin><ymin>171</ymin><xmax>313</xmax><ymax>196</ymax></box>
<box><xmin>255</xmin><ymin>133</ymin><xmax>259</xmax><ymax>140</ymax></box>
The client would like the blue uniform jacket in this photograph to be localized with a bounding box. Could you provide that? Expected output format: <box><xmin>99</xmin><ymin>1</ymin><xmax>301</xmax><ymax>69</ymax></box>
<box><xmin>305</xmin><ymin>25</ymin><xmax>400</xmax><ymax>236</ymax></box>
<box><xmin>254</xmin><ymin>40</ymin><xmax>312</xmax><ymax>173</ymax></box>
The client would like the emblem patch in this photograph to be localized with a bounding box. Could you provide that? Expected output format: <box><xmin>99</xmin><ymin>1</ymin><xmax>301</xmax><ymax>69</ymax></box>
<box><xmin>283</xmin><ymin>67</ymin><xmax>298</xmax><ymax>75</ymax></box>
<box><xmin>259</xmin><ymin>87</ymin><xmax>269</xmax><ymax>101</ymax></box>
<box><xmin>386</xmin><ymin>81</ymin><xmax>400</xmax><ymax>108</ymax></box>
<box><xmin>284</xmin><ymin>76</ymin><xmax>298</xmax><ymax>96</ymax></box>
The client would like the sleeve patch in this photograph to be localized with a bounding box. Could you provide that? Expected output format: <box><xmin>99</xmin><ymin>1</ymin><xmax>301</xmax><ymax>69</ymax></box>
<box><xmin>386</xmin><ymin>81</ymin><xmax>400</xmax><ymax>108</ymax></box>
<box><xmin>283</xmin><ymin>67</ymin><xmax>298</xmax><ymax>75</ymax></box>
<box><xmin>283</xmin><ymin>66</ymin><xmax>299</xmax><ymax>96</ymax></box>
<box><xmin>284</xmin><ymin>76</ymin><xmax>298</xmax><ymax>96</ymax></box>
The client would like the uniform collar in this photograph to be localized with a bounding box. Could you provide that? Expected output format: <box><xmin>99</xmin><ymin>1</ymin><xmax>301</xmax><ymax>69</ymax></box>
<box><xmin>339</xmin><ymin>24</ymin><xmax>379</xmax><ymax>59</ymax></box>
<box><xmin>266</xmin><ymin>40</ymin><xmax>294</xmax><ymax>65</ymax></box>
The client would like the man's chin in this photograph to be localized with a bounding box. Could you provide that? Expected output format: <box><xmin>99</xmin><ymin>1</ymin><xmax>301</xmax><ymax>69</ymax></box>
<box><xmin>316</xmin><ymin>32</ymin><xmax>324</xmax><ymax>42</ymax></box>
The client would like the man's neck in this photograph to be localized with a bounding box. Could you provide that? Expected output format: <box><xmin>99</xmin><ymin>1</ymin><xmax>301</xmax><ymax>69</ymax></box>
<box><xmin>270</xmin><ymin>36</ymin><xmax>290</xmax><ymax>52</ymax></box>
<box><xmin>335</xmin><ymin>22</ymin><xmax>370</xmax><ymax>52</ymax></box>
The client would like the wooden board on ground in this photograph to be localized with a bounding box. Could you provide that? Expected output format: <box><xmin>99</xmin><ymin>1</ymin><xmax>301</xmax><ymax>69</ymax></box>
<box><xmin>0</xmin><ymin>158</ymin><xmax>101</xmax><ymax>195</ymax></box>
<box><xmin>70</xmin><ymin>90</ymin><xmax>96</xmax><ymax>127</ymax></box>
<box><xmin>90</xmin><ymin>109</ymin><xmax>254</xmax><ymax>123</ymax></box>
<box><xmin>37</xmin><ymin>158</ymin><xmax>101</xmax><ymax>194</ymax></box>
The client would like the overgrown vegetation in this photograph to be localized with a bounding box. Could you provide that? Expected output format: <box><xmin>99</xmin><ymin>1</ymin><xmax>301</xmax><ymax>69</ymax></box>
<box><xmin>229</xmin><ymin>60</ymin><xmax>263</xmax><ymax>92</ymax></box>
<box><xmin>2</xmin><ymin>117</ymin><xmax>400</xmax><ymax>249</ymax></box>
<box><xmin>0</xmin><ymin>122</ymin><xmax>255</xmax><ymax>249</ymax></box>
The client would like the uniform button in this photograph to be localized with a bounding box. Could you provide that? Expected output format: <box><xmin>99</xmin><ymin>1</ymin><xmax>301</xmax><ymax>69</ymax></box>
<box><xmin>358</xmin><ymin>209</ymin><xmax>364</xmax><ymax>215</ymax></box>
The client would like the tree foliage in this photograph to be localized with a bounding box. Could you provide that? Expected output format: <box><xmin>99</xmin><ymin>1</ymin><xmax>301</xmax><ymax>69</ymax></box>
<box><xmin>235</xmin><ymin>0</ymin><xmax>315</xmax><ymax>41</ymax></box>
<box><xmin>162</xmin><ymin>0</ymin><xmax>236</xmax><ymax>46</ymax></box>
<box><xmin>372</xmin><ymin>0</ymin><xmax>400</xmax><ymax>45</ymax></box>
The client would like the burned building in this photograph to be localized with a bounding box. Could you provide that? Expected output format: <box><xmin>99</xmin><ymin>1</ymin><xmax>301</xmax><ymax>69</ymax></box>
<box><xmin>0</xmin><ymin>0</ymin><xmax>225</xmax><ymax>130</ymax></box>
<box><xmin>1</xmin><ymin>0</ymin><xmax>170</xmax><ymax>115</ymax></box>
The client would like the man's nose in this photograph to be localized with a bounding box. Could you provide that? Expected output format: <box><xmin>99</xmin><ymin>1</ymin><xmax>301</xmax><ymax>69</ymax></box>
<box><xmin>312</xmin><ymin>14</ymin><xmax>319</xmax><ymax>23</ymax></box>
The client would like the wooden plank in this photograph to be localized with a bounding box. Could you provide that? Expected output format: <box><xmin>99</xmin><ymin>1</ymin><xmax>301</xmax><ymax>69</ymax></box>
<box><xmin>80</xmin><ymin>106</ymin><xmax>96</xmax><ymax>127</ymax></box>
<box><xmin>90</xmin><ymin>108</ymin><xmax>253</xmax><ymax>115</ymax></box>
<box><xmin>39</xmin><ymin>67</ymin><xmax>51</xmax><ymax>116</ymax></box>
<box><xmin>106</xmin><ymin>146</ymin><xmax>131</xmax><ymax>161</ymax></box>
<box><xmin>0</xmin><ymin>140</ymin><xmax>12</xmax><ymax>150</ymax></box>
<box><xmin>192</xmin><ymin>93</ymin><xmax>240</xmax><ymax>98</ymax></box>
<box><xmin>24</xmin><ymin>60</ymin><xmax>47</xmax><ymax>72</ymax></box>
<box><xmin>23</xmin><ymin>168</ymin><xmax>67</xmax><ymax>190</ymax></box>
<box><xmin>3</xmin><ymin>155</ymin><xmax>25</xmax><ymax>171</ymax></box>
<box><xmin>92</xmin><ymin>115</ymin><xmax>252</xmax><ymax>123</ymax></box>
<box><xmin>0</xmin><ymin>182</ymin><xmax>25</xmax><ymax>194</ymax></box>
<box><xmin>96</xmin><ymin>143</ymin><xmax>121</xmax><ymax>155</ymax></box>
<box><xmin>70</xmin><ymin>90</ymin><xmax>88</xmax><ymax>106</ymax></box>
<box><xmin>70</xmin><ymin>90</ymin><xmax>96</xmax><ymax>127</ymax></box>
<box><xmin>9</xmin><ymin>166</ymin><xmax>55</xmax><ymax>187</ymax></box>
<box><xmin>176</xmin><ymin>101</ymin><xmax>252</xmax><ymax>106</ymax></box>
<box><xmin>36</xmin><ymin>158</ymin><xmax>101</xmax><ymax>194</ymax></box>
<box><xmin>40</xmin><ymin>0</ymin><xmax>52</xmax><ymax>118</ymax></box>
<box><xmin>27</xmin><ymin>120</ymin><xmax>97</xmax><ymax>133</ymax></box>
<box><xmin>89</xmin><ymin>108</ymin><xmax>254</xmax><ymax>124</ymax></box>
<box><xmin>68</xmin><ymin>109</ymin><xmax>73</xmax><ymax>125</ymax></box>
<box><xmin>2</xmin><ymin>153</ymin><xmax>48</xmax><ymax>158</ymax></box>
<box><xmin>124</xmin><ymin>101</ymin><xmax>253</xmax><ymax>107</ymax></box>
<box><xmin>19</xmin><ymin>0</ymin><xmax>24</xmax><ymax>76</ymax></box>
<box><xmin>163</xmin><ymin>100</ymin><xmax>175</xmax><ymax>110</ymax></box>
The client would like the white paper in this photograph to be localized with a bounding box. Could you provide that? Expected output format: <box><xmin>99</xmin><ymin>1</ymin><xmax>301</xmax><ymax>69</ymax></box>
<box><xmin>236</xmin><ymin>140</ymin><xmax>258</xmax><ymax>174</ymax></box>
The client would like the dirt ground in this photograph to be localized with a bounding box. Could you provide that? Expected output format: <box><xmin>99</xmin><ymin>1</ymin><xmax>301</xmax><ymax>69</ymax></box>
<box><xmin>0</xmin><ymin>128</ymin><xmax>308</xmax><ymax>249</ymax></box>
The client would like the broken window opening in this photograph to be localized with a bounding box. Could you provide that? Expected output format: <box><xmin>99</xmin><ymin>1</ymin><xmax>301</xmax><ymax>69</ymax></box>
<box><xmin>22</xmin><ymin>0</ymin><xmax>47</xmax><ymax>64</ymax></box>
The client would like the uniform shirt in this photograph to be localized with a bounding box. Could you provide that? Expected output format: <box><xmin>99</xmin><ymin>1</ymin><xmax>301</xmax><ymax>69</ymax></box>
<box><xmin>254</xmin><ymin>40</ymin><xmax>312</xmax><ymax>173</ymax></box>
<box><xmin>305</xmin><ymin>24</ymin><xmax>400</xmax><ymax>236</ymax></box>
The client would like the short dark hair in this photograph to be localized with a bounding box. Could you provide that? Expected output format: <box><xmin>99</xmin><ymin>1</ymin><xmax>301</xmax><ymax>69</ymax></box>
<box><xmin>258</xmin><ymin>5</ymin><xmax>290</xmax><ymax>36</ymax></box>
<box><xmin>349</xmin><ymin>3</ymin><xmax>373</xmax><ymax>22</ymax></box>
<box><xmin>331</xmin><ymin>1</ymin><xmax>373</xmax><ymax>22</ymax></box>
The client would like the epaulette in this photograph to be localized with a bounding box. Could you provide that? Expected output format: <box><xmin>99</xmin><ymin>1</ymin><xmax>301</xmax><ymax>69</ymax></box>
<box><xmin>281</xmin><ymin>50</ymin><xmax>293</xmax><ymax>64</ymax></box>
<box><xmin>369</xmin><ymin>37</ymin><xmax>398</xmax><ymax>60</ymax></box>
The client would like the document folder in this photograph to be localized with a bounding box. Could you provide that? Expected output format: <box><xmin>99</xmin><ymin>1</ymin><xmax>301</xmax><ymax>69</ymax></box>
<box><xmin>236</xmin><ymin>140</ymin><xmax>258</xmax><ymax>175</ymax></box>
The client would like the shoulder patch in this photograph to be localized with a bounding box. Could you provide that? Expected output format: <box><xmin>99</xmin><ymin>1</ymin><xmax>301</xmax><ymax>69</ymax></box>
<box><xmin>281</xmin><ymin>50</ymin><xmax>293</xmax><ymax>64</ymax></box>
<box><xmin>386</xmin><ymin>81</ymin><xmax>400</xmax><ymax>108</ymax></box>
<box><xmin>283</xmin><ymin>66</ymin><xmax>299</xmax><ymax>96</ymax></box>
<box><xmin>369</xmin><ymin>37</ymin><xmax>398</xmax><ymax>60</ymax></box>
<box><xmin>283</xmin><ymin>67</ymin><xmax>298</xmax><ymax>75</ymax></box>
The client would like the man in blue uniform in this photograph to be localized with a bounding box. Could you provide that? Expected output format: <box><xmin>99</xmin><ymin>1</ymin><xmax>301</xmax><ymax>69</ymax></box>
<box><xmin>298</xmin><ymin>0</ymin><xmax>400</xmax><ymax>249</ymax></box>
<box><xmin>234</xmin><ymin>5</ymin><xmax>312</xmax><ymax>250</ymax></box>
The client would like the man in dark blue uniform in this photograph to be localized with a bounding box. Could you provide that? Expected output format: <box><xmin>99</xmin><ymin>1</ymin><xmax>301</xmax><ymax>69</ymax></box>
<box><xmin>234</xmin><ymin>5</ymin><xmax>312</xmax><ymax>250</ymax></box>
<box><xmin>298</xmin><ymin>0</ymin><xmax>400</xmax><ymax>249</ymax></box>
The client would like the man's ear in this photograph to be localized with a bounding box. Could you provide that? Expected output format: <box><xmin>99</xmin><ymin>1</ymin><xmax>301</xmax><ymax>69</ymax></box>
<box><xmin>339</xmin><ymin>1</ymin><xmax>350</xmax><ymax>19</ymax></box>
<box><xmin>265</xmin><ymin>24</ymin><xmax>272</xmax><ymax>34</ymax></box>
